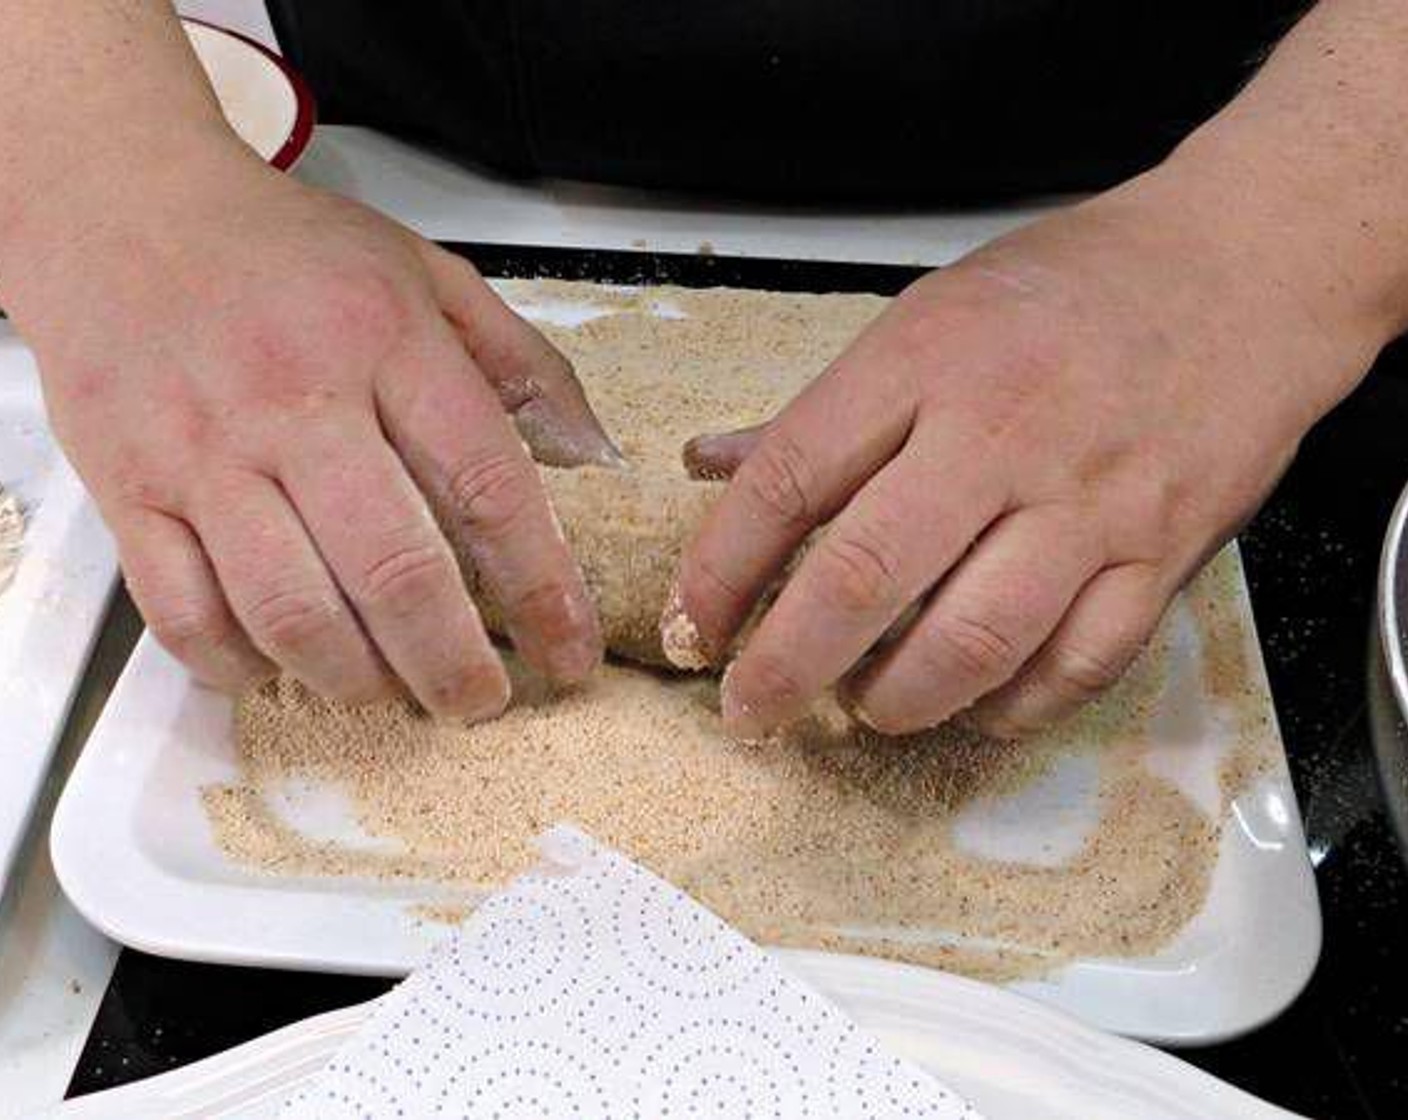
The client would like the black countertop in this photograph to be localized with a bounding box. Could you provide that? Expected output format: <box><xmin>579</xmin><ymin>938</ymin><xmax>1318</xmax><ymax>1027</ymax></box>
<box><xmin>64</xmin><ymin>245</ymin><xmax>1408</xmax><ymax>1118</ymax></box>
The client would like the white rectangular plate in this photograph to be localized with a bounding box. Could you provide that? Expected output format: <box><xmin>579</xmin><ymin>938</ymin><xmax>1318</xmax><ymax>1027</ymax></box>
<box><xmin>49</xmin><ymin>281</ymin><xmax>1320</xmax><ymax>1045</ymax></box>
<box><xmin>50</xmin><ymin>560</ymin><xmax>1319</xmax><ymax>1047</ymax></box>
<box><xmin>0</xmin><ymin>329</ymin><xmax>118</xmax><ymax>891</ymax></box>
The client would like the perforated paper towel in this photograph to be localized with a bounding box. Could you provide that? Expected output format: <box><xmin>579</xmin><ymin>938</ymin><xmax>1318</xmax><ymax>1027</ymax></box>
<box><xmin>281</xmin><ymin>827</ymin><xmax>982</xmax><ymax>1119</ymax></box>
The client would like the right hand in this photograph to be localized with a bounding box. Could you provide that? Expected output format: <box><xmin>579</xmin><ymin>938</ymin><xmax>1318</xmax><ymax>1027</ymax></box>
<box><xmin>8</xmin><ymin>139</ymin><xmax>616</xmax><ymax>718</ymax></box>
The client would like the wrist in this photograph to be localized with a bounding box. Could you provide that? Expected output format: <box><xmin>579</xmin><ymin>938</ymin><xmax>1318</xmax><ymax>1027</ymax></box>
<box><xmin>1156</xmin><ymin>121</ymin><xmax>1408</xmax><ymax>357</ymax></box>
<box><xmin>0</xmin><ymin>120</ymin><xmax>263</xmax><ymax>332</ymax></box>
<box><xmin>1</xmin><ymin>117</ymin><xmax>249</xmax><ymax>255</ymax></box>
<box><xmin>1094</xmin><ymin>145</ymin><xmax>1397</xmax><ymax>423</ymax></box>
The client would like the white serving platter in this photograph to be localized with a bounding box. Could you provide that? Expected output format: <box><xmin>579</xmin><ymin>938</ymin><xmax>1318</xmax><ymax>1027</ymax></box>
<box><xmin>51</xmin><ymin>284</ymin><xmax>1320</xmax><ymax>1046</ymax></box>
<box><xmin>40</xmin><ymin>953</ymin><xmax>1302</xmax><ymax>1120</ymax></box>
<box><xmin>0</xmin><ymin>331</ymin><xmax>118</xmax><ymax>891</ymax></box>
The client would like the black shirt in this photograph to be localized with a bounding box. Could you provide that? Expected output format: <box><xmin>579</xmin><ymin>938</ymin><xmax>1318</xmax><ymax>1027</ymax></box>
<box><xmin>267</xmin><ymin>2</ymin><xmax>1311</xmax><ymax>201</ymax></box>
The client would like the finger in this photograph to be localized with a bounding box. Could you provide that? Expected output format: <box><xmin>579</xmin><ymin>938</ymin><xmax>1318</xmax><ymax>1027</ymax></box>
<box><xmin>116</xmin><ymin>507</ymin><xmax>273</xmax><ymax>691</ymax></box>
<box><xmin>376</xmin><ymin>327</ymin><xmax>602</xmax><ymax>683</ymax></box>
<box><xmin>278</xmin><ymin>418</ymin><xmax>512</xmax><ymax>720</ymax></box>
<box><xmin>194</xmin><ymin>472</ymin><xmax>394</xmax><ymax>705</ymax></box>
<box><xmin>844</xmin><ymin>504</ymin><xmax>1102</xmax><ymax>734</ymax></box>
<box><xmin>672</xmin><ymin>340</ymin><xmax>921</xmax><ymax>664</ymax></box>
<box><xmin>968</xmin><ymin>562</ymin><xmax>1167</xmax><ymax>738</ymax></box>
<box><xmin>419</xmin><ymin>243</ymin><xmax>624</xmax><ymax>468</ymax></box>
<box><xmin>683</xmin><ymin>423</ymin><xmax>767</xmax><ymax>481</ymax></box>
<box><xmin>720</xmin><ymin>441</ymin><xmax>1006</xmax><ymax>738</ymax></box>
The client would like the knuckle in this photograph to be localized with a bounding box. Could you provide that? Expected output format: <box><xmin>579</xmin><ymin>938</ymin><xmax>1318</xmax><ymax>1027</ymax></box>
<box><xmin>1151</xmin><ymin>477</ymin><xmax>1197</xmax><ymax>544</ymax></box>
<box><xmin>315</xmin><ymin>268</ymin><xmax>414</xmax><ymax>344</ymax></box>
<box><xmin>932</xmin><ymin>610</ymin><xmax>1021</xmax><ymax>681</ymax></box>
<box><xmin>891</xmin><ymin>310</ymin><xmax>951</xmax><ymax>374</ymax></box>
<box><xmin>356</xmin><ymin>539</ymin><xmax>450</xmax><ymax>618</ymax></box>
<box><xmin>738</xmin><ymin>431</ymin><xmax>816</xmax><ymax>527</ymax></box>
<box><xmin>244</xmin><ymin>584</ymin><xmax>340</xmax><ymax>653</ymax></box>
<box><xmin>108</xmin><ymin>461</ymin><xmax>172</xmax><ymax>510</ymax></box>
<box><xmin>445</xmin><ymin>448</ymin><xmax>532</xmax><ymax>538</ymax></box>
<box><xmin>223</xmin><ymin>272</ymin><xmax>413</xmax><ymax>403</ymax></box>
<box><xmin>1047</xmin><ymin>642</ymin><xmax>1127</xmax><ymax>699</ymax></box>
<box><xmin>815</xmin><ymin>525</ymin><xmax>905</xmax><ymax>616</ymax></box>
<box><xmin>429</xmin><ymin>243</ymin><xmax>485</xmax><ymax>286</ymax></box>
<box><xmin>146</xmin><ymin>601</ymin><xmax>233</xmax><ymax>661</ymax></box>
<box><xmin>1115</xmin><ymin>468</ymin><xmax>1194</xmax><ymax>558</ymax></box>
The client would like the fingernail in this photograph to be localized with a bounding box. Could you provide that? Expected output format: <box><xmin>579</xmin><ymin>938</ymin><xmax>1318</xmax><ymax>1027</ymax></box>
<box><xmin>961</xmin><ymin>705</ymin><xmax>1022</xmax><ymax>741</ymax></box>
<box><xmin>838</xmin><ymin>688</ymin><xmax>882</xmax><ymax>733</ymax></box>
<box><xmin>544</xmin><ymin>636</ymin><xmax>603</xmax><ymax>683</ymax></box>
<box><xmin>682</xmin><ymin>434</ymin><xmax>731</xmax><ymax>481</ymax></box>
<box><xmin>435</xmin><ymin>660</ymin><xmax>512</xmax><ymax>723</ymax></box>
<box><xmin>464</xmin><ymin>682</ymin><xmax>511</xmax><ymax>723</ymax></box>
<box><xmin>596</xmin><ymin>442</ymin><xmax>630</xmax><ymax>469</ymax></box>
<box><xmin>514</xmin><ymin>397</ymin><xmax>628</xmax><ymax>470</ymax></box>
<box><xmin>578</xmin><ymin>405</ymin><xmax>628</xmax><ymax>468</ymax></box>
<box><xmin>659</xmin><ymin>585</ymin><xmax>711</xmax><ymax>670</ymax></box>
<box><xmin>682</xmin><ymin>424</ymin><xmax>766</xmax><ymax>481</ymax></box>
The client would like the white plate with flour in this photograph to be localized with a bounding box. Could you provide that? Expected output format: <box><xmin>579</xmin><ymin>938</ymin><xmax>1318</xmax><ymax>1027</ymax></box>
<box><xmin>0</xmin><ymin>331</ymin><xmax>118</xmax><ymax>893</ymax></box>
<box><xmin>40</xmin><ymin>953</ymin><xmax>1302</xmax><ymax>1120</ymax></box>
<box><xmin>51</xmin><ymin>283</ymin><xmax>1320</xmax><ymax>1046</ymax></box>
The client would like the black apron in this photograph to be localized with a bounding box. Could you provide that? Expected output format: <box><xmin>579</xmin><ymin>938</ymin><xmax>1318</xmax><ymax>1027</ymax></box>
<box><xmin>266</xmin><ymin>1</ymin><xmax>1311</xmax><ymax>201</ymax></box>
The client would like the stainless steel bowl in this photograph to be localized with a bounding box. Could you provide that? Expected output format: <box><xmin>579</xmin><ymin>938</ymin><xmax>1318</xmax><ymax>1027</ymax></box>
<box><xmin>1373</xmin><ymin>481</ymin><xmax>1408</xmax><ymax>855</ymax></box>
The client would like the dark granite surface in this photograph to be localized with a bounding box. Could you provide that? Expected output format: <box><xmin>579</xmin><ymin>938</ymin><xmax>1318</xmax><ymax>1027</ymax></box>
<box><xmin>66</xmin><ymin>246</ymin><xmax>1408</xmax><ymax>1118</ymax></box>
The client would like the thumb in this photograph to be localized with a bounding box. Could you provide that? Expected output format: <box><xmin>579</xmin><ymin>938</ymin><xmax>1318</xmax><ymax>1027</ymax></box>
<box><xmin>420</xmin><ymin>244</ymin><xmax>625</xmax><ymax>469</ymax></box>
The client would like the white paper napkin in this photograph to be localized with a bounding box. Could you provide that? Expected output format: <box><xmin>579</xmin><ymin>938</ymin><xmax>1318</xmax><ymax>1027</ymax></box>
<box><xmin>280</xmin><ymin>827</ymin><xmax>983</xmax><ymax>1119</ymax></box>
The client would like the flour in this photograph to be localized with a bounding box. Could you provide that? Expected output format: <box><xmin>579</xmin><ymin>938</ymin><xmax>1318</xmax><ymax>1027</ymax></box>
<box><xmin>205</xmin><ymin>284</ymin><xmax>1276</xmax><ymax>983</ymax></box>
<box><xmin>0</xmin><ymin>487</ymin><xmax>25</xmax><ymax>595</ymax></box>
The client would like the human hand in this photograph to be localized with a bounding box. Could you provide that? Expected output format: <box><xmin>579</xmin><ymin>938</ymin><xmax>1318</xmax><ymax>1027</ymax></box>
<box><xmin>11</xmin><ymin>142</ymin><xmax>616</xmax><ymax>717</ymax></box>
<box><xmin>671</xmin><ymin>173</ymin><xmax>1384</xmax><ymax>738</ymax></box>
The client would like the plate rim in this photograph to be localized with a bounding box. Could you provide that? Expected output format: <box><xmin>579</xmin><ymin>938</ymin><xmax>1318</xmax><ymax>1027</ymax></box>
<box><xmin>0</xmin><ymin>357</ymin><xmax>120</xmax><ymax>894</ymax></box>
<box><xmin>1373</xmin><ymin>478</ymin><xmax>1408</xmax><ymax>853</ymax></box>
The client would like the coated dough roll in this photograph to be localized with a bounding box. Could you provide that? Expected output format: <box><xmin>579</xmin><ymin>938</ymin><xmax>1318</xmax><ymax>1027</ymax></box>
<box><xmin>475</xmin><ymin>468</ymin><xmax>720</xmax><ymax>668</ymax></box>
<box><xmin>465</xmin><ymin>279</ymin><xmax>889</xmax><ymax>668</ymax></box>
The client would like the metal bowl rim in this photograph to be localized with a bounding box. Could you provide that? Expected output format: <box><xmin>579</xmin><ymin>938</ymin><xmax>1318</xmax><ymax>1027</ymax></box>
<box><xmin>1378</xmin><ymin>480</ymin><xmax>1408</xmax><ymax>727</ymax></box>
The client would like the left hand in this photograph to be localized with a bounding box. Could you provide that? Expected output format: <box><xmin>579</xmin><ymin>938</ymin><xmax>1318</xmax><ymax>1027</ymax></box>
<box><xmin>667</xmin><ymin>171</ymin><xmax>1382</xmax><ymax>738</ymax></box>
